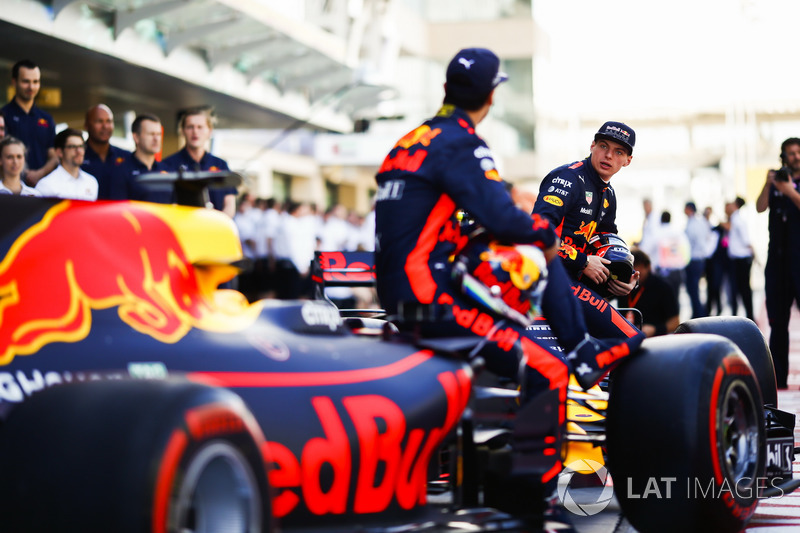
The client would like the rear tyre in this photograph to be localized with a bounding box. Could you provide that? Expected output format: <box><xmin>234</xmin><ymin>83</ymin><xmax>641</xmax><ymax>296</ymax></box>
<box><xmin>606</xmin><ymin>334</ymin><xmax>765</xmax><ymax>533</ymax></box>
<box><xmin>675</xmin><ymin>316</ymin><xmax>777</xmax><ymax>406</ymax></box>
<box><xmin>0</xmin><ymin>379</ymin><xmax>271</xmax><ymax>533</ymax></box>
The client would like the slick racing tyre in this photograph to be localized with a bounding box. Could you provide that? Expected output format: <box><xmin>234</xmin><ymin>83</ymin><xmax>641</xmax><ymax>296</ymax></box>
<box><xmin>0</xmin><ymin>379</ymin><xmax>271</xmax><ymax>533</ymax></box>
<box><xmin>606</xmin><ymin>334</ymin><xmax>765</xmax><ymax>533</ymax></box>
<box><xmin>675</xmin><ymin>315</ymin><xmax>778</xmax><ymax>407</ymax></box>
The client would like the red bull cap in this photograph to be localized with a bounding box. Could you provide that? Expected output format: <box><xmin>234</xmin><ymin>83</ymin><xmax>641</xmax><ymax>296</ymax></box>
<box><xmin>595</xmin><ymin>121</ymin><xmax>635</xmax><ymax>155</ymax></box>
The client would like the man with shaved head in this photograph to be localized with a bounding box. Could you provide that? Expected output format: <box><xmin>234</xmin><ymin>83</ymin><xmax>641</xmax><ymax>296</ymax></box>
<box><xmin>81</xmin><ymin>103</ymin><xmax>130</xmax><ymax>199</ymax></box>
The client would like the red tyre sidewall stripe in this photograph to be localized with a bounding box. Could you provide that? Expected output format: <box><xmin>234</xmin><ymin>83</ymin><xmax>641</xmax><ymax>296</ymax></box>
<box><xmin>709</xmin><ymin>366</ymin><xmax>725</xmax><ymax>485</ymax></box>
<box><xmin>153</xmin><ymin>429</ymin><xmax>189</xmax><ymax>533</ymax></box>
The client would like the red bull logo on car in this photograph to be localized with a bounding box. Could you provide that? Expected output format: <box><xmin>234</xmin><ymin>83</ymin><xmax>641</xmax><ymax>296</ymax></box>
<box><xmin>0</xmin><ymin>200</ymin><xmax>260</xmax><ymax>365</ymax></box>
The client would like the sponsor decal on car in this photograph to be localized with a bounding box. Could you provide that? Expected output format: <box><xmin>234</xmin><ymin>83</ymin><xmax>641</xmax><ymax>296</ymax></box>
<box><xmin>0</xmin><ymin>368</ymin><xmax>125</xmax><ymax>403</ymax></box>
<box><xmin>128</xmin><ymin>362</ymin><xmax>168</xmax><ymax>379</ymax></box>
<box><xmin>0</xmin><ymin>201</ymin><xmax>262</xmax><ymax>366</ymax></box>
<box><xmin>301</xmin><ymin>301</ymin><xmax>343</xmax><ymax>331</ymax></box>
<box><xmin>263</xmin><ymin>369</ymin><xmax>471</xmax><ymax>518</ymax></box>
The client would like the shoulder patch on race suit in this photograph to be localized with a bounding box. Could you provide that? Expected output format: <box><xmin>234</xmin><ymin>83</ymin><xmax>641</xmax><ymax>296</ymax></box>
<box><xmin>378</xmin><ymin>125</ymin><xmax>442</xmax><ymax>174</ymax></box>
<box><xmin>473</xmin><ymin>146</ymin><xmax>502</xmax><ymax>181</ymax></box>
<box><xmin>396</xmin><ymin>125</ymin><xmax>441</xmax><ymax>149</ymax></box>
<box><xmin>568</xmin><ymin>161</ymin><xmax>584</xmax><ymax>170</ymax></box>
<box><xmin>474</xmin><ymin>146</ymin><xmax>492</xmax><ymax>159</ymax></box>
<box><xmin>543</xmin><ymin>195</ymin><xmax>564</xmax><ymax>207</ymax></box>
<box><xmin>484</xmin><ymin>169</ymin><xmax>501</xmax><ymax>182</ymax></box>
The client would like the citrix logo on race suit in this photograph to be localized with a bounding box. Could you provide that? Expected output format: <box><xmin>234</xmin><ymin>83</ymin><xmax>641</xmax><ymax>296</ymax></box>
<box><xmin>550</xmin><ymin>177</ymin><xmax>572</xmax><ymax>188</ymax></box>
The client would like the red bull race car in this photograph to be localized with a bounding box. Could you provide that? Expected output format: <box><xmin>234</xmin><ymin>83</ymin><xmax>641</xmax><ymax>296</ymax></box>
<box><xmin>0</xmin><ymin>174</ymin><xmax>796</xmax><ymax>533</ymax></box>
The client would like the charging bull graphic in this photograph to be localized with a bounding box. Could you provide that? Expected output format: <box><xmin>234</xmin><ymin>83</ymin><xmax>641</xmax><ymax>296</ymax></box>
<box><xmin>0</xmin><ymin>200</ymin><xmax>253</xmax><ymax>365</ymax></box>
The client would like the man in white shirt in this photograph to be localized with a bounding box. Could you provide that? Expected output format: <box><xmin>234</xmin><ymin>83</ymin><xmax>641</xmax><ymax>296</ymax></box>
<box><xmin>233</xmin><ymin>194</ymin><xmax>259</xmax><ymax>300</ymax></box>
<box><xmin>724</xmin><ymin>197</ymin><xmax>754</xmax><ymax>321</ymax></box>
<box><xmin>273</xmin><ymin>201</ymin><xmax>317</xmax><ymax>299</ymax></box>
<box><xmin>651</xmin><ymin>210</ymin><xmax>691</xmax><ymax>297</ymax></box>
<box><xmin>318</xmin><ymin>204</ymin><xmax>357</xmax><ymax>307</ymax></box>
<box><xmin>35</xmin><ymin>128</ymin><xmax>98</xmax><ymax>200</ymax></box>
<box><xmin>684</xmin><ymin>201</ymin><xmax>713</xmax><ymax>318</ymax></box>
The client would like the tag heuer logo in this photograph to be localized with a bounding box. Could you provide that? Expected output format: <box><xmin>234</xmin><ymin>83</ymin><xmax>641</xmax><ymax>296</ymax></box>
<box><xmin>585</xmin><ymin>192</ymin><xmax>593</xmax><ymax>204</ymax></box>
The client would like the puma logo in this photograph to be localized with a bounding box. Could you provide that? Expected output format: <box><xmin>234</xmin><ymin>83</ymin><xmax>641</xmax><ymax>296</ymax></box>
<box><xmin>458</xmin><ymin>58</ymin><xmax>475</xmax><ymax>69</ymax></box>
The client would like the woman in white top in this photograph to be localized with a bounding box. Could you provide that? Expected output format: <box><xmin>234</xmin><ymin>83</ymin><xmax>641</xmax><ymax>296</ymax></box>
<box><xmin>0</xmin><ymin>136</ymin><xmax>41</xmax><ymax>196</ymax></box>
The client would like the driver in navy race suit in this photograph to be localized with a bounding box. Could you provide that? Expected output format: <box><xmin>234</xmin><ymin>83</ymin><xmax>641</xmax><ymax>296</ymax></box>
<box><xmin>374</xmin><ymin>48</ymin><xmax>644</xmax><ymax>524</ymax></box>
<box><xmin>533</xmin><ymin>121</ymin><xmax>644</xmax><ymax>340</ymax></box>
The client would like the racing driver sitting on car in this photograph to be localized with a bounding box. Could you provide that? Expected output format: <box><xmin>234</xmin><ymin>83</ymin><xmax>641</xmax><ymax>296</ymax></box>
<box><xmin>374</xmin><ymin>47</ymin><xmax>644</xmax><ymax>525</ymax></box>
<box><xmin>532</xmin><ymin>121</ymin><xmax>645</xmax><ymax>339</ymax></box>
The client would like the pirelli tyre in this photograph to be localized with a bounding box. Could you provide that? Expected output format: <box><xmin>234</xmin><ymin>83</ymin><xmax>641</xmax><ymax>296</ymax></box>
<box><xmin>606</xmin><ymin>334</ymin><xmax>765</xmax><ymax>533</ymax></box>
<box><xmin>675</xmin><ymin>315</ymin><xmax>778</xmax><ymax>407</ymax></box>
<box><xmin>0</xmin><ymin>379</ymin><xmax>271</xmax><ymax>533</ymax></box>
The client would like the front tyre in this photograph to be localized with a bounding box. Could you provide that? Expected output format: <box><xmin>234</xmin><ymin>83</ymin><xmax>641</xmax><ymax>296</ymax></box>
<box><xmin>675</xmin><ymin>316</ymin><xmax>778</xmax><ymax>407</ymax></box>
<box><xmin>606</xmin><ymin>334</ymin><xmax>764</xmax><ymax>533</ymax></box>
<box><xmin>0</xmin><ymin>379</ymin><xmax>271</xmax><ymax>533</ymax></box>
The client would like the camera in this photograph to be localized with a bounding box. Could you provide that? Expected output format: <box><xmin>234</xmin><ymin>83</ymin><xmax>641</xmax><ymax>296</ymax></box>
<box><xmin>775</xmin><ymin>167</ymin><xmax>791</xmax><ymax>182</ymax></box>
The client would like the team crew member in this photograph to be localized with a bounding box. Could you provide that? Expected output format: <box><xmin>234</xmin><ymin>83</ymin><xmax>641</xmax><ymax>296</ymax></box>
<box><xmin>375</xmin><ymin>48</ymin><xmax>643</xmax><ymax>523</ymax></box>
<box><xmin>619</xmin><ymin>249</ymin><xmax>680</xmax><ymax>337</ymax></box>
<box><xmin>35</xmin><ymin>128</ymin><xmax>99</xmax><ymax>200</ymax></box>
<box><xmin>1</xmin><ymin>59</ymin><xmax>58</xmax><ymax>186</ymax></box>
<box><xmin>81</xmin><ymin>104</ymin><xmax>130</xmax><ymax>199</ymax></box>
<box><xmin>0</xmin><ymin>136</ymin><xmax>41</xmax><ymax>196</ymax></box>
<box><xmin>756</xmin><ymin>137</ymin><xmax>800</xmax><ymax>389</ymax></box>
<box><xmin>161</xmin><ymin>106</ymin><xmax>236</xmax><ymax>217</ymax></box>
<box><xmin>107</xmin><ymin>113</ymin><xmax>167</xmax><ymax>202</ymax></box>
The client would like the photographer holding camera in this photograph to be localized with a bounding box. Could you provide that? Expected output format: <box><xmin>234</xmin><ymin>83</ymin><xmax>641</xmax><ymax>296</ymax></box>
<box><xmin>756</xmin><ymin>137</ymin><xmax>800</xmax><ymax>389</ymax></box>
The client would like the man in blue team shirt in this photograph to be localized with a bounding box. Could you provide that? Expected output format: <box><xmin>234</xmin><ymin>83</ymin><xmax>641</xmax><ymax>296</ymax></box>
<box><xmin>161</xmin><ymin>107</ymin><xmax>237</xmax><ymax>217</ymax></box>
<box><xmin>375</xmin><ymin>48</ymin><xmax>643</xmax><ymax>527</ymax></box>
<box><xmin>107</xmin><ymin>113</ymin><xmax>168</xmax><ymax>202</ymax></box>
<box><xmin>1</xmin><ymin>59</ymin><xmax>58</xmax><ymax>186</ymax></box>
<box><xmin>81</xmin><ymin>104</ymin><xmax>131</xmax><ymax>200</ymax></box>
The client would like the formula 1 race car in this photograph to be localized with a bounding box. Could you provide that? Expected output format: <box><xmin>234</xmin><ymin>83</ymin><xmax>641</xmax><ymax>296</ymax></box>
<box><xmin>0</xmin><ymin>174</ymin><xmax>796</xmax><ymax>533</ymax></box>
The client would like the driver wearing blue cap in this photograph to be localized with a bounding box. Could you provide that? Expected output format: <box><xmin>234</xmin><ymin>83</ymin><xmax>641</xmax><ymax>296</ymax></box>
<box><xmin>533</xmin><ymin>121</ymin><xmax>638</xmax><ymax>296</ymax></box>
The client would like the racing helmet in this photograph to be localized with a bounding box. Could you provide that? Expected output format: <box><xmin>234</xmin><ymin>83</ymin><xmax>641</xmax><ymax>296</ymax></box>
<box><xmin>451</xmin><ymin>232</ymin><xmax>548</xmax><ymax>327</ymax></box>
<box><xmin>582</xmin><ymin>233</ymin><xmax>634</xmax><ymax>297</ymax></box>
